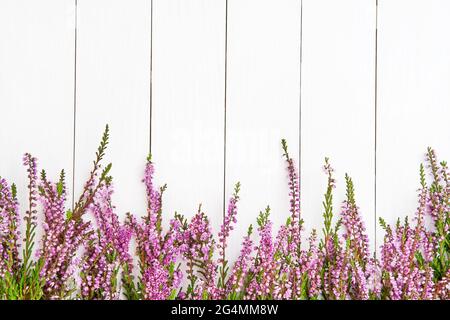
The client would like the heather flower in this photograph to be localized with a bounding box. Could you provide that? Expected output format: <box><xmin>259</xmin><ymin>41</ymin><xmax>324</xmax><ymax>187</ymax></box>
<box><xmin>339</xmin><ymin>174</ymin><xmax>379</xmax><ymax>299</ymax></box>
<box><xmin>0</xmin><ymin>177</ymin><xmax>20</xmax><ymax>278</ymax></box>
<box><xmin>180</xmin><ymin>207</ymin><xmax>217</xmax><ymax>299</ymax></box>
<box><xmin>269</xmin><ymin>140</ymin><xmax>305</xmax><ymax>300</ymax></box>
<box><xmin>217</xmin><ymin>182</ymin><xmax>241</xmax><ymax>296</ymax></box>
<box><xmin>423</xmin><ymin>149</ymin><xmax>449</xmax><ymax>284</ymax></box>
<box><xmin>379</xmin><ymin>217</ymin><xmax>435</xmax><ymax>299</ymax></box>
<box><xmin>302</xmin><ymin>230</ymin><xmax>323</xmax><ymax>298</ymax></box>
<box><xmin>125</xmin><ymin>157</ymin><xmax>184</xmax><ymax>300</ymax></box>
<box><xmin>38</xmin><ymin>170</ymin><xmax>90</xmax><ymax>298</ymax></box>
<box><xmin>378</xmin><ymin>149</ymin><xmax>449</xmax><ymax>300</ymax></box>
<box><xmin>281</xmin><ymin>139</ymin><xmax>302</xmax><ymax>253</ymax></box>
<box><xmin>79</xmin><ymin>182</ymin><xmax>132</xmax><ymax>300</ymax></box>
<box><xmin>328</xmin><ymin>240</ymin><xmax>351</xmax><ymax>300</ymax></box>
<box><xmin>379</xmin><ymin>208</ymin><xmax>434</xmax><ymax>300</ymax></box>
<box><xmin>225</xmin><ymin>225</ymin><xmax>254</xmax><ymax>298</ymax></box>
<box><xmin>22</xmin><ymin>153</ymin><xmax>38</xmax><ymax>261</ymax></box>
<box><xmin>435</xmin><ymin>269</ymin><xmax>450</xmax><ymax>299</ymax></box>
<box><xmin>38</xmin><ymin>125</ymin><xmax>112</xmax><ymax>299</ymax></box>
<box><xmin>317</xmin><ymin>158</ymin><xmax>344</xmax><ymax>299</ymax></box>
<box><xmin>245</xmin><ymin>207</ymin><xmax>276</xmax><ymax>300</ymax></box>
<box><xmin>340</xmin><ymin>175</ymin><xmax>370</xmax><ymax>266</ymax></box>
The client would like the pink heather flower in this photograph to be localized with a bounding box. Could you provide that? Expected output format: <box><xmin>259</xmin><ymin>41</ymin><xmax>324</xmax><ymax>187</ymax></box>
<box><xmin>303</xmin><ymin>230</ymin><xmax>323</xmax><ymax>298</ymax></box>
<box><xmin>324</xmin><ymin>238</ymin><xmax>351</xmax><ymax>300</ymax></box>
<box><xmin>80</xmin><ymin>182</ymin><xmax>133</xmax><ymax>300</ymax></box>
<box><xmin>435</xmin><ymin>269</ymin><xmax>450</xmax><ymax>300</ymax></box>
<box><xmin>380</xmin><ymin>217</ymin><xmax>435</xmax><ymax>299</ymax></box>
<box><xmin>351</xmin><ymin>262</ymin><xmax>369</xmax><ymax>300</ymax></box>
<box><xmin>131</xmin><ymin>215</ymin><xmax>183</xmax><ymax>300</ymax></box>
<box><xmin>23</xmin><ymin>153</ymin><xmax>38</xmax><ymax>231</ymax></box>
<box><xmin>143</xmin><ymin>158</ymin><xmax>162</xmax><ymax>220</ymax></box>
<box><xmin>338</xmin><ymin>179</ymin><xmax>381</xmax><ymax>299</ymax></box>
<box><xmin>80</xmin><ymin>231</ymin><xmax>117</xmax><ymax>299</ymax></box>
<box><xmin>340</xmin><ymin>201</ymin><xmax>370</xmax><ymax>266</ymax></box>
<box><xmin>142</xmin><ymin>259</ymin><xmax>182</xmax><ymax>300</ymax></box>
<box><xmin>218</xmin><ymin>183</ymin><xmax>240</xmax><ymax>266</ymax></box>
<box><xmin>0</xmin><ymin>177</ymin><xmax>21</xmax><ymax>276</ymax></box>
<box><xmin>246</xmin><ymin>209</ymin><xmax>276</xmax><ymax>300</ymax></box>
<box><xmin>215</xmin><ymin>183</ymin><xmax>241</xmax><ymax>298</ymax></box>
<box><xmin>322</xmin><ymin>160</ymin><xmax>336</xmax><ymax>189</ymax></box>
<box><xmin>38</xmin><ymin>169</ymin><xmax>90</xmax><ymax>299</ymax></box>
<box><xmin>226</xmin><ymin>225</ymin><xmax>254</xmax><ymax>297</ymax></box>
<box><xmin>127</xmin><ymin>158</ymin><xmax>185</xmax><ymax>300</ymax></box>
<box><xmin>282</xmin><ymin>139</ymin><xmax>302</xmax><ymax>254</ymax></box>
<box><xmin>181</xmin><ymin>209</ymin><xmax>217</xmax><ymax>299</ymax></box>
<box><xmin>378</xmin><ymin>152</ymin><xmax>449</xmax><ymax>300</ymax></box>
<box><xmin>286</xmin><ymin>152</ymin><xmax>300</xmax><ymax>226</ymax></box>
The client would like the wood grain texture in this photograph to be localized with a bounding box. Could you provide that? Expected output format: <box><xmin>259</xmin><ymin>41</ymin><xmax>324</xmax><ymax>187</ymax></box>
<box><xmin>301</xmin><ymin>0</ymin><xmax>376</xmax><ymax>248</ymax></box>
<box><xmin>226</xmin><ymin>0</ymin><xmax>301</xmax><ymax>261</ymax></box>
<box><xmin>74</xmin><ymin>0</ymin><xmax>151</xmax><ymax>218</ymax></box>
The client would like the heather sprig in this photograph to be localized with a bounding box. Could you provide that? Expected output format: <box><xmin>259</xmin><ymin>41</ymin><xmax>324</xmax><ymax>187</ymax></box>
<box><xmin>318</xmin><ymin>158</ymin><xmax>342</xmax><ymax>299</ymax></box>
<box><xmin>225</xmin><ymin>224</ymin><xmax>254</xmax><ymax>299</ymax></box>
<box><xmin>340</xmin><ymin>174</ymin><xmax>377</xmax><ymax>299</ymax></box>
<box><xmin>180</xmin><ymin>206</ymin><xmax>217</xmax><ymax>300</ymax></box>
<box><xmin>319</xmin><ymin>160</ymin><xmax>377</xmax><ymax>300</ymax></box>
<box><xmin>72</xmin><ymin>124</ymin><xmax>112</xmax><ymax>221</ymax></box>
<box><xmin>37</xmin><ymin>126</ymin><xmax>114</xmax><ymax>299</ymax></box>
<box><xmin>124</xmin><ymin>156</ymin><xmax>183</xmax><ymax>300</ymax></box>
<box><xmin>281</xmin><ymin>139</ymin><xmax>302</xmax><ymax>259</ymax></box>
<box><xmin>0</xmin><ymin>155</ymin><xmax>45</xmax><ymax>300</ymax></box>
<box><xmin>245</xmin><ymin>206</ymin><xmax>276</xmax><ymax>300</ymax></box>
<box><xmin>424</xmin><ymin>148</ymin><xmax>450</xmax><ymax>282</ymax></box>
<box><xmin>0</xmin><ymin>177</ymin><xmax>22</xmax><ymax>298</ymax></box>
<box><xmin>217</xmin><ymin>182</ymin><xmax>241</xmax><ymax>294</ymax></box>
<box><xmin>79</xmin><ymin>180</ymin><xmax>133</xmax><ymax>300</ymax></box>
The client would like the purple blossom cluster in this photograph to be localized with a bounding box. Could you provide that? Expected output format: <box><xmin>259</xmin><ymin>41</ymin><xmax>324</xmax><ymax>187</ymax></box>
<box><xmin>0</xmin><ymin>126</ymin><xmax>448</xmax><ymax>300</ymax></box>
<box><xmin>0</xmin><ymin>176</ymin><xmax>20</xmax><ymax>278</ymax></box>
<box><xmin>123</xmin><ymin>158</ymin><xmax>184</xmax><ymax>300</ymax></box>
<box><xmin>378</xmin><ymin>148</ymin><xmax>450</xmax><ymax>300</ymax></box>
<box><xmin>79</xmin><ymin>183</ymin><xmax>132</xmax><ymax>299</ymax></box>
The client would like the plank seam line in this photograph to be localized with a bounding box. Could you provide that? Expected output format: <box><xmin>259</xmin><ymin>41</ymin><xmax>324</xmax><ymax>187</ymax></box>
<box><xmin>299</xmin><ymin>0</ymin><xmax>303</xmax><ymax>217</ymax></box>
<box><xmin>149</xmin><ymin>0</ymin><xmax>154</xmax><ymax>155</ymax></box>
<box><xmin>222</xmin><ymin>0</ymin><xmax>229</xmax><ymax>222</ymax></box>
<box><xmin>71</xmin><ymin>0</ymin><xmax>78</xmax><ymax>211</ymax></box>
<box><xmin>374</xmin><ymin>0</ymin><xmax>379</xmax><ymax>254</ymax></box>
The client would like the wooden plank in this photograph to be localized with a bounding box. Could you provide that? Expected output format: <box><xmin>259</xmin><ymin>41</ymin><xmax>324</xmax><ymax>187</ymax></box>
<box><xmin>0</xmin><ymin>0</ymin><xmax>75</xmax><ymax>209</ymax></box>
<box><xmin>377</xmin><ymin>0</ymin><xmax>450</xmax><ymax>244</ymax></box>
<box><xmin>226</xmin><ymin>0</ymin><xmax>301</xmax><ymax>260</ymax></box>
<box><xmin>301</xmin><ymin>0</ymin><xmax>376</xmax><ymax>248</ymax></box>
<box><xmin>74</xmin><ymin>0</ymin><xmax>151</xmax><ymax>218</ymax></box>
<box><xmin>151</xmin><ymin>0</ymin><xmax>226</xmax><ymax>232</ymax></box>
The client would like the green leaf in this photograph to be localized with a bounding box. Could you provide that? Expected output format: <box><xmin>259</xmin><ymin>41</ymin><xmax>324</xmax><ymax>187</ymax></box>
<box><xmin>56</xmin><ymin>181</ymin><xmax>64</xmax><ymax>197</ymax></box>
<box><xmin>11</xmin><ymin>183</ymin><xmax>17</xmax><ymax>199</ymax></box>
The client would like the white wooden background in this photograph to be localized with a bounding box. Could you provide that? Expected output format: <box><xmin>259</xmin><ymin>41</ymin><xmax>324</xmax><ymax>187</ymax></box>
<box><xmin>0</xmin><ymin>0</ymin><xmax>449</xmax><ymax>256</ymax></box>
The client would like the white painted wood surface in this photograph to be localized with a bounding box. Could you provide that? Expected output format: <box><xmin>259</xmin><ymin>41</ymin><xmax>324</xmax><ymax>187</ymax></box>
<box><xmin>0</xmin><ymin>0</ymin><xmax>75</xmax><ymax>209</ymax></box>
<box><xmin>0</xmin><ymin>0</ymin><xmax>449</xmax><ymax>257</ymax></box>
<box><xmin>301</xmin><ymin>0</ymin><xmax>376</xmax><ymax>248</ymax></box>
<box><xmin>226</xmin><ymin>0</ymin><xmax>301</xmax><ymax>260</ymax></box>
<box><xmin>74</xmin><ymin>0</ymin><xmax>151</xmax><ymax>217</ymax></box>
<box><xmin>377</xmin><ymin>0</ymin><xmax>450</xmax><ymax>246</ymax></box>
<box><xmin>151</xmin><ymin>0</ymin><xmax>226</xmax><ymax>232</ymax></box>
